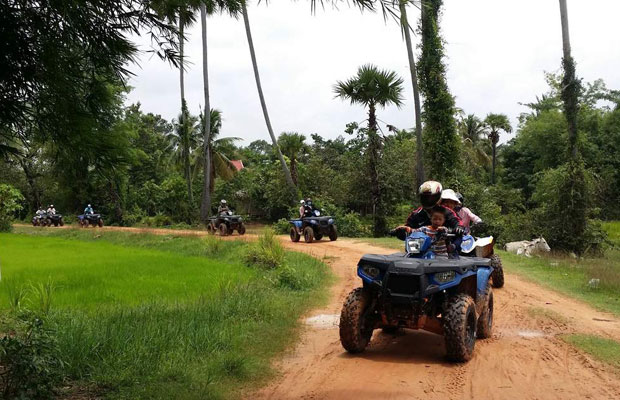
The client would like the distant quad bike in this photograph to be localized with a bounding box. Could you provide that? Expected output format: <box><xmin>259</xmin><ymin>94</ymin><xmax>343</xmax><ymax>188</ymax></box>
<box><xmin>289</xmin><ymin>210</ymin><xmax>337</xmax><ymax>243</ymax></box>
<box><xmin>207</xmin><ymin>211</ymin><xmax>246</xmax><ymax>236</ymax></box>
<box><xmin>32</xmin><ymin>214</ymin><xmax>48</xmax><ymax>226</ymax></box>
<box><xmin>339</xmin><ymin>228</ymin><xmax>494</xmax><ymax>363</ymax></box>
<box><xmin>78</xmin><ymin>213</ymin><xmax>104</xmax><ymax>227</ymax></box>
<box><xmin>47</xmin><ymin>213</ymin><xmax>65</xmax><ymax>227</ymax></box>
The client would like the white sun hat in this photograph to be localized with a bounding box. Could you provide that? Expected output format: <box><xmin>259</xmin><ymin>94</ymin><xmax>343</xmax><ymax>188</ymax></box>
<box><xmin>440</xmin><ymin>189</ymin><xmax>461</xmax><ymax>204</ymax></box>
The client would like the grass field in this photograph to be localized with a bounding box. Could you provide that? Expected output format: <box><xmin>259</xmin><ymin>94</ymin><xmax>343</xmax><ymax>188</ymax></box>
<box><xmin>0</xmin><ymin>228</ymin><xmax>330</xmax><ymax>399</ymax></box>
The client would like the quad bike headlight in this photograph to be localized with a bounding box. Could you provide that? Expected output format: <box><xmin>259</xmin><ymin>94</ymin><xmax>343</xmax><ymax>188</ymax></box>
<box><xmin>406</xmin><ymin>238</ymin><xmax>425</xmax><ymax>254</ymax></box>
<box><xmin>434</xmin><ymin>271</ymin><xmax>456</xmax><ymax>283</ymax></box>
<box><xmin>361</xmin><ymin>265</ymin><xmax>381</xmax><ymax>279</ymax></box>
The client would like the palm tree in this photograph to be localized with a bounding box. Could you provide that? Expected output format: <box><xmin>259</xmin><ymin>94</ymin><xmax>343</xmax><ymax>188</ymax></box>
<box><xmin>334</xmin><ymin>64</ymin><xmax>404</xmax><ymax>236</ymax></box>
<box><xmin>278</xmin><ymin>132</ymin><xmax>307</xmax><ymax>185</ymax></box>
<box><xmin>199</xmin><ymin>0</ymin><xmax>242</xmax><ymax>223</ymax></box>
<box><xmin>459</xmin><ymin>114</ymin><xmax>486</xmax><ymax>145</ymax></box>
<box><xmin>168</xmin><ymin>103</ymin><xmax>201</xmax><ymax>201</ymax></box>
<box><xmin>398</xmin><ymin>0</ymin><xmax>425</xmax><ymax>186</ymax></box>
<box><xmin>241</xmin><ymin>0</ymin><xmax>297</xmax><ymax>199</ymax></box>
<box><xmin>194</xmin><ymin>109</ymin><xmax>241</xmax><ymax>193</ymax></box>
<box><xmin>484</xmin><ymin>113</ymin><xmax>512</xmax><ymax>184</ymax></box>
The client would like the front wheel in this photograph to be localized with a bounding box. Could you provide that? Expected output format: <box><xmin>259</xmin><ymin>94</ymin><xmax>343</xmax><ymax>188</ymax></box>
<box><xmin>476</xmin><ymin>286</ymin><xmax>494</xmax><ymax>339</ymax></box>
<box><xmin>329</xmin><ymin>225</ymin><xmax>338</xmax><ymax>241</ymax></box>
<box><xmin>339</xmin><ymin>287</ymin><xmax>374</xmax><ymax>353</ymax></box>
<box><xmin>59</xmin><ymin>218</ymin><xmax>64</xmax><ymax>226</ymax></box>
<box><xmin>219</xmin><ymin>223</ymin><xmax>229</xmax><ymax>236</ymax></box>
<box><xmin>207</xmin><ymin>224</ymin><xmax>214</xmax><ymax>235</ymax></box>
<box><xmin>303</xmin><ymin>226</ymin><xmax>314</xmax><ymax>243</ymax></box>
<box><xmin>83</xmin><ymin>219</ymin><xmax>89</xmax><ymax>227</ymax></box>
<box><xmin>98</xmin><ymin>219</ymin><xmax>104</xmax><ymax>228</ymax></box>
<box><xmin>490</xmin><ymin>255</ymin><xmax>505</xmax><ymax>288</ymax></box>
<box><xmin>238</xmin><ymin>224</ymin><xmax>246</xmax><ymax>235</ymax></box>
<box><xmin>290</xmin><ymin>227</ymin><xmax>300</xmax><ymax>242</ymax></box>
<box><xmin>443</xmin><ymin>293</ymin><xmax>477</xmax><ymax>362</ymax></box>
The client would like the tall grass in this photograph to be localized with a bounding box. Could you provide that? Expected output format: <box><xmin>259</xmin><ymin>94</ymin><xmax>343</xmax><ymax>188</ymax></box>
<box><xmin>1</xmin><ymin>230</ymin><xmax>330</xmax><ymax>399</ymax></box>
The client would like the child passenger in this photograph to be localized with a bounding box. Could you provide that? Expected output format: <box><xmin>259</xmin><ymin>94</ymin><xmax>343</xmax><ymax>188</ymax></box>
<box><xmin>412</xmin><ymin>207</ymin><xmax>453</xmax><ymax>258</ymax></box>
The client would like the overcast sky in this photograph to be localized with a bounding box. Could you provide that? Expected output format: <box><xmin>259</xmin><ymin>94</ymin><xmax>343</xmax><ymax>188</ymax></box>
<box><xmin>126</xmin><ymin>0</ymin><xmax>620</xmax><ymax>146</ymax></box>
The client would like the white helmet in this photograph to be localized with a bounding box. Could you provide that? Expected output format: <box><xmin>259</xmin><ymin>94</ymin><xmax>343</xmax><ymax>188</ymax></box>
<box><xmin>440</xmin><ymin>189</ymin><xmax>460</xmax><ymax>204</ymax></box>
<box><xmin>220</xmin><ymin>199</ymin><xmax>227</xmax><ymax>204</ymax></box>
<box><xmin>419</xmin><ymin>181</ymin><xmax>443</xmax><ymax>208</ymax></box>
<box><xmin>300</xmin><ymin>199</ymin><xmax>305</xmax><ymax>205</ymax></box>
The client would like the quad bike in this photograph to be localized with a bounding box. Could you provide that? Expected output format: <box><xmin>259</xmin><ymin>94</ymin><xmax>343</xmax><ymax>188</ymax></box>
<box><xmin>78</xmin><ymin>213</ymin><xmax>104</xmax><ymax>227</ymax></box>
<box><xmin>289</xmin><ymin>209</ymin><xmax>337</xmax><ymax>243</ymax></box>
<box><xmin>207</xmin><ymin>211</ymin><xmax>246</xmax><ymax>236</ymax></box>
<box><xmin>339</xmin><ymin>228</ymin><xmax>494</xmax><ymax>362</ymax></box>
<box><xmin>459</xmin><ymin>234</ymin><xmax>504</xmax><ymax>288</ymax></box>
<box><xmin>32</xmin><ymin>214</ymin><xmax>48</xmax><ymax>226</ymax></box>
<box><xmin>47</xmin><ymin>213</ymin><xmax>64</xmax><ymax>227</ymax></box>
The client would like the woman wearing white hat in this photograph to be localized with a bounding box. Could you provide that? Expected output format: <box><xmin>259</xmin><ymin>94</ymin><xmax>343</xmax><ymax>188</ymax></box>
<box><xmin>440</xmin><ymin>189</ymin><xmax>481</xmax><ymax>230</ymax></box>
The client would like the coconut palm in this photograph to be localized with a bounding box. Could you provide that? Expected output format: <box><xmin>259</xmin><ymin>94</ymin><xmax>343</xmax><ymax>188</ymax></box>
<box><xmin>278</xmin><ymin>132</ymin><xmax>307</xmax><ymax>185</ymax></box>
<box><xmin>194</xmin><ymin>109</ymin><xmax>241</xmax><ymax>194</ymax></box>
<box><xmin>168</xmin><ymin>103</ymin><xmax>201</xmax><ymax>202</ymax></box>
<box><xmin>334</xmin><ymin>64</ymin><xmax>404</xmax><ymax>236</ymax></box>
<box><xmin>199</xmin><ymin>0</ymin><xmax>242</xmax><ymax>223</ymax></box>
<box><xmin>398</xmin><ymin>0</ymin><xmax>425</xmax><ymax>186</ymax></box>
<box><xmin>241</xmin><ymin>0</ymin><xmax>296</xmax><ymax>198</ymax></box>
<box><xmin>484</xmin><ymin>113</ymin><xmax>512</xmax><ymax>184</ymax></box>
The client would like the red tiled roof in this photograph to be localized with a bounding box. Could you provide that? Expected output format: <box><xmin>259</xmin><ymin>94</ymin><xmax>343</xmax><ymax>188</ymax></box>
<box><xmin>230</xmin><ymin>160</ymin><xmax>244</xmax><ymax>171</ymax></box>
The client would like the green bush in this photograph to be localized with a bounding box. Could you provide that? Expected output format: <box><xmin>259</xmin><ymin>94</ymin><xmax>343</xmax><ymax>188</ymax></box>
<box><xmin>244</xmin><ymin>229</ymin><xmax>285</xmax><ymax>269</ymax></box>
<box><xmin>273</xmin><ymin>218</ymin><xmax>291</xmax><ymax>234</ymax></box>
<box><xmin>0</xmin><ymin>184</ymin><xmax>24</xmax><ymax>232</ymax></box>
<box><xmin>0</xmin><ymin>313</ymin><xmax>65</xmax><ymax>399</ymax></box>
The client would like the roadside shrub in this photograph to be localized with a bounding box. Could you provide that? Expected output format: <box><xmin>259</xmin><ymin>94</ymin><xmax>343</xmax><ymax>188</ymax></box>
<box><xmin>0</xmin><ymin>184</ymin><xmax>24</xmax><ymax>232</ymax></box>
<box><xmin>244</xmin><ymin>229</ymin><xmax>284</xmax><ymax>269</ymax></box>
<box><xmin>204</xmin><ymin>235</ymin><xmax>224</xmax><ymax>256</ymax></box>
<box><xmin>276</xmin><ymin>265</ymin><xmax>308</xmax><ymax>291</ymax></box>
<box><xmin>336</xmin><ymin>212</ymin><xmax>368</xmax><ymax>237</ymax></box>
<box><xmin>0</xmin><ymin>312</ymin><xmax>65</xmax><ymax>399</ymax></box>
<box><xmin>272</xmin><ymin>218</ymin><xmax>290</xmax><ymax>234</ymax></box>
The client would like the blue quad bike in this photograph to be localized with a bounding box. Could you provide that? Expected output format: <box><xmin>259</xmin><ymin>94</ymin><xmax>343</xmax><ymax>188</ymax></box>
<box><xmin>339</xmin><ymin>229</ymin><xmax>496</xmax><ymax>362</ymax></box>
<box><xmin>289</xmin><ymin>210</ymin><xmax>337</xmax><ymax>243</ymax></box>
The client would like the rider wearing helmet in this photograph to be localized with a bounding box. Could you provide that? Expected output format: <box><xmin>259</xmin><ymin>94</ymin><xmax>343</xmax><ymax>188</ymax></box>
<box><xmin>302</xmin><ymin>198</ymin><xmax>316</xmax><ymax>218</ymax></box>
<box><xmin>450</xmin><ymin>192</ymin><xmax>482</xmax><ymax>230</ymax></box>
<box><xmin>217</xmin><ymin>199</ymin><xmax>230</xmax><ymax>215</ymax></box>
<box><xmin>299</xmin><ymin>199</ymin><xmax>306</xmax><ymax>219</ymax></box>
<box><xmin>47</xmin><ymin>204</ymin><xmax>56</xmax><ymax>215</ymax></box>
<box><xmin>395</xmin><ymin>181</ymin><xmax>463</xmax><ymax>236</ymax></box>
<box><xmin>84</xmin><ymin>204</ymin><xmax>94</xmax><ymax>215</ymax></box>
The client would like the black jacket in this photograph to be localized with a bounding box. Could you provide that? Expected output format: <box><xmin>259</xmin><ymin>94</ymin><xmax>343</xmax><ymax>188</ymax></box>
<box><xmin>405</xmin><ymin>206</ymin><xmax>462</xmax><ymax>230</ymax></box>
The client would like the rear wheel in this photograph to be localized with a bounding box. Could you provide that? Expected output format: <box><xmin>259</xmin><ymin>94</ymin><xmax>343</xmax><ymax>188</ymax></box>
<box><xmin>303</xmin><ymin>226</ymin><xmax>314</xmax><ymax>243</ymax></box>
<box><xmin>53</xmin><ymin>221</ymin><xmax>58</xmax><ymax>227</ymax></box>
<box><xmin>315</xmin><ymin>233</ymin><xmax>323</xmax><ymax>241</ymax></box>
<box><xmin>476</xmin><ymin>285</ymin><xmax>494</xmax><ymax>339</ymax></box>
<box><xmin>219</xmin><ymin>223</ymin><xmax>229</xmax><ymax>236</ymax></box>
<box><xmin>83</xmin><ymin>219</ymin><xmax>89</xmax><ymax>227</ymax></box>
<box><xmin>340</xmin><ymin>287</ymin><xmax>374</xmax><ymax>353</ymax></box>
<box><xmin>59</xmin><ymin>218</ymin><xmax>64</xmax><ymax>226</ymax></box>
<box><xmin>290</xmin><ymin>227</ymin><xmax>300</xmax><ymax>242</ymax></box>
<box><xmin>238</xmin><ymin>224</ymin><xmax>246</xmax><ymax>235</ymax></box>
<box><xmin>98</xmin><ymin>219</ymin><xmax>104</xmax><ymax>227</ymax></box>
<box><xmin>490</xmin><ymin>255</ymin><xmax>505</xmax><ymax>288</ymax></box>
<box><xmin>329</xmin><ymin>225</ymin><xmax>338</xmax><ymax>241</ymax></box>
<box><xmin>443</xmin><ymin>293</ymin><xmax>477</xmax><ymax>362</ymax></box>
<box><xmin>207</xmin><ymin>224</ymin><xmax>214</xmax><ymax>235</ymax></box>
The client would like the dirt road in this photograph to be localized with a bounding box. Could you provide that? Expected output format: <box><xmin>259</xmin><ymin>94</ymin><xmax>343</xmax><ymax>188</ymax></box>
<box><xmin>25</xmin><ymin>225</ymin><xmax>620</xmax><ymax>399</ymax></box>
<box><xmin>252</xmin><ymin>239</ymin><xmax>620</xmax><ymax>400</ymax></box>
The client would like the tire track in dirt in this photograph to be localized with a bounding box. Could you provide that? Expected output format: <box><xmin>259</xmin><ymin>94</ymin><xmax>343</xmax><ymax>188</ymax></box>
<box><xmin>23</xmin><ymin>225</ymin><xmax>620</xmax><ymax>399</ymax></box>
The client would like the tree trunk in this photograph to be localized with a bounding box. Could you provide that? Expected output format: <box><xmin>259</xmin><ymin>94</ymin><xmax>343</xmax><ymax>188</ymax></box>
<box><xmin>399</xmin><ymin>0</ymin><xmax>425</xmax><ymax>187</ymax></box>
<box><xmin>559</xmin><ymin>0</ymin><xmax>578</xmax><ymax>159</ymax></box>
<box><xmin>241</xmin><ymin>1</ymin><xmax>297</xmax><ymax>199</ymax></box>
<box><xmin>491</xmin><ymin>136</ymin><xmax>497</xmax><ymax>184</ymax></box>
<box><xmin>19</xmin><ymin>157</ymin><xmax>40</xmax><ymax>211</ymax></box>
<box><xmin>199</xmin><ymin>4</ymin><xmax>212</xmax><ymax>224</ymax></box>
<box><xmin>367</xmin><ymin>102</ymin><xmax>385</xmax><ymax>236</ymax></box>
<box><xmin>179</xmin><ymin>19</ymin><xmax>194</xmax><ymax>208</ymax></box>
<box><xmin>290</xmin><ymin>157</ymin><xmax>298</xmax><ymax>185</ymax></box>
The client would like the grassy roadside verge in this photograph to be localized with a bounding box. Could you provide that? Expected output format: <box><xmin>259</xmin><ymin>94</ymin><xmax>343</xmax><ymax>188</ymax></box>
<box><xmin>1</xmin><ymin>228</ymin><xmax>331</xmax><ymax>399</ymax></box>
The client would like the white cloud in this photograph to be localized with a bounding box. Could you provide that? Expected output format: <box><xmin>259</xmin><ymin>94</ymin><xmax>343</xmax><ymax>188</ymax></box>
<box><xmin>125</xmin><ymin>0</ymin><xmax>620</xmax><ymax>146</ymax></box>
